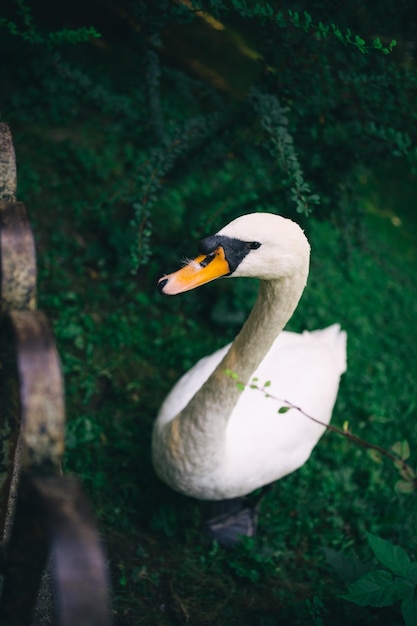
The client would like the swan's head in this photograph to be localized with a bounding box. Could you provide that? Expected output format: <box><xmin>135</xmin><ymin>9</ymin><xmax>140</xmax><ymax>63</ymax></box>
<box><xmin>158</xmin><ymin>213</ymin><xmax>310</xmax><ymax>295</ymax></box>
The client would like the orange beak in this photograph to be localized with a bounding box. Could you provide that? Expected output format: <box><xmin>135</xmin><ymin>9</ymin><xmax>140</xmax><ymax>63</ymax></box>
<box><xmin>158</xmin><ymin>246</ymin><xmax>230</xmax><ymax>295</ymax></box>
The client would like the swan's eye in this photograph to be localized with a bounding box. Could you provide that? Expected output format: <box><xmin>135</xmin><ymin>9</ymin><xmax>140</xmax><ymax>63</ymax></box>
<box><xmin>248</xmin><ymin>241</ymin><xmax>261</xmax><ymax>250</ymax></box>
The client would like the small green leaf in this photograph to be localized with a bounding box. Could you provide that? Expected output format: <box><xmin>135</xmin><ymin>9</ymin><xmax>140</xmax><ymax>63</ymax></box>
<box><xmin>396</xmin><ymin>480</ymin><xmax>416</xmax><ymax>494</ymax></box>
<box><xmin>399</xmin><ymin>465</ymin><xmax>416</xmax><ymax>480</ymax></box>
<box><xmin>392</xmin><ymin>440</ymin><xmax>411</xmax><ymax>461</ymax></box>
<box><xmin>342</xmin><ymin>569</ymin><xmax>396</xmax><ymax>607</ymax></box>
<box><xmin>236</xmin><ymin>382</ymin><xmax>245</xmax><ymax>392</ymax></box>
<box><xmin>278</xmin><ymin>406</ymin><xmax>291</xmax><ymax>414</ymax></box>
<box><xmin>367</xmin><ymin>449</ymin><xmax>383</xmax><ymax>464</ymax></box>
<box><xmin>224</xmin><ymin>369</ymin><xmax>239</xmax><ymax>380</ymax></box>
<box><xmin>332</xmin><ymin>26</ymin><xmax>343</xmax><ymax>40</ymax></box>
<box><xmin>367</xmin><ymin>534</ymin><xmax>411</xmax><ymax>577</ymax></box>
<box><xmin>303</xmin><ymin>11</ymin><xmax>312</xmax><ymax>30</ymax></box>
<box><xmin>264</xmin><ymin>380</ymin><xmax>271</xmax><ymax>388</ymax></box>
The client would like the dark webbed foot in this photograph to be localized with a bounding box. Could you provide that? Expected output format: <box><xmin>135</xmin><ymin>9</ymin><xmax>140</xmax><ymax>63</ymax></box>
<box><xmin>204</xmin><ymin>488</ymin><xmax>272</xmax><ymax>547</ymax></box>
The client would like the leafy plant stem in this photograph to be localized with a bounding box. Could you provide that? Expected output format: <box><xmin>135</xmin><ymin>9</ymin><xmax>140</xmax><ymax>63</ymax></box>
<box><xmin>229</xmin><ymin>374</ymin><xmax>416</xmax><ymax>487</ymax></box>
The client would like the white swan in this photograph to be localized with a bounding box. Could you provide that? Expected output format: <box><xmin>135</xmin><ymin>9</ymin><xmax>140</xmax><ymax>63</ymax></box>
<box><xmin>153</xmin><ymin>213</ymin><xmax>346</xmax><ymax>505</ymax></box>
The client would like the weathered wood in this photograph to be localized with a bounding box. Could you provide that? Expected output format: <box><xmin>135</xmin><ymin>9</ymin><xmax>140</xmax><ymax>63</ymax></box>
<box><xmin>0</xmin><ymin>476</ymin><xmax>113</xmax><ymax>626</ymax></box>
<box><xmin>0</xmin><ymin>124</ymin><xmax>36</xmax><ymax>311</ymax></box>
<box><xmin>0</xmin><ymin>124</ymin><xmax>114</xmax><ymax>626</ymax></box>
<box><xmin>36</xmin><ymin>477</ymin><xmax>113</xmax><ymax>626</ymax></box>
<box><xmin>0</xmin><ymin>309</ymin><xmax>114</xmax><ymax>626</ymax></box>
<box><xmin>0</xmin><ymin>311</ymin><xmax>64</xmax><ymax>541</ymax></box>
<box><xmin>11</xmin><ymin>311</ymin><xmax>65</xmax><ymax>475</ymax></box>
<box><xmin>0</xmin><ymin>476</ymin><xmax>49</xmax><ymax>626</ymax></box>
<box><xmin>0</xmin><ymin>124</ymin><xmax>17</xmax><ymax>202</ymax></box>
<box><xmin>0</xmin><ymin>312</ymin><xmax>21</xmax><ymax>539</ymax></box>
<box><xmin>0</xmin><ymin>201</ymin><xmax>37</xmax><ymax>311</ymax></box>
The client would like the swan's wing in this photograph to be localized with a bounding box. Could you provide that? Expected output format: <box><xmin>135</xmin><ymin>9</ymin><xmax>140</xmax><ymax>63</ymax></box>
<box><xmin>223</xmin><ymin>325</ymin><xmax>347</xmax><ymax>490</ymax></box>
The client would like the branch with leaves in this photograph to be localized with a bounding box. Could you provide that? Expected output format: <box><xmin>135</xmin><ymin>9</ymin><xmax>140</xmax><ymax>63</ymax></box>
<box><xmin>250</xmin><ymin>88</ymin><xmax>320</xmax><ymax>216</ymax></box>
<box><xmin>0</xmin><ymin>0</ymin><xmax>100</xmax><ymax>45</ymax></box>
<box><xmin>194</xmin><ymin>2</ymin><xmax>397</xmax><ymax>54</ymax></box>
<box><xmin>225</xmin><ymin>370</ymin><xmax>417</xmax><ymax>494</ymax></box>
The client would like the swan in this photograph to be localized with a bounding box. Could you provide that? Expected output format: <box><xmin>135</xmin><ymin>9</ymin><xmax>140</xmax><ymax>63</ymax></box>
<box><xmin>153</xmin><ymin>213</ymin><xmax>346</xmax><ymax>540</ymax></box>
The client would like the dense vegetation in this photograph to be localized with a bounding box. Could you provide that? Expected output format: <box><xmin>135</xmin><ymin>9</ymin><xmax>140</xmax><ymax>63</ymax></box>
<box><xmin>1</xmin><ymin>0</ymin><xmax>417</xmax><ymax>623</ymax></box>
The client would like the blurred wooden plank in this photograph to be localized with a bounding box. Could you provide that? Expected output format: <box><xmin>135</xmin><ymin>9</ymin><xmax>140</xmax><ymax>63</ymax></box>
<box><xmin>0</xmin><ymin>122</ymin><xmax>113</xmax><ymax>626</ymax></box>
<box><xmin>0</xmin><ymin>476</ymin><xmax>113</xmax><ymax>626</ymax></box>
<box><xmin>11</xmin><ymin>311</ymin><xmax>65</xmax><ymax>475</ymax></box>
<box><xmin>0</xmin><ymin>202</ymin><xmax>37</xmax><ymax>311</ymax></box>
<box><xmin>36</xmin><ymin>477</ymin><xmax>113</xmax><ymax>626</ymax></box>
<box><xmin>0</xmin><ymin>311</ymin><xmax>64</xmax><ymax>541</ymax></box>
<box><xmin>0</xmin><ymin>124</ymin><xmax>16</xmax><ymax>202</ymax></box>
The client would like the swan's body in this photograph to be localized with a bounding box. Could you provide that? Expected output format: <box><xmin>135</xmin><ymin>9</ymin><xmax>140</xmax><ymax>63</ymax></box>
<box><xmin>153</xmin><ymin>213</ymin><xmax>347</xmax><ymax>502</ymax></box>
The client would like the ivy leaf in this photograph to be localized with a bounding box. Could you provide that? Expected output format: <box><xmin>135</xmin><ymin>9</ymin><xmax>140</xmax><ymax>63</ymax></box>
<box><xmin>367</xmin><ymin>533</ymin><xmax>411</xmax><ymax>577</ymax></box>
<box><xmin>342</xmin><ymin>569</ymin><xmax>397</xmax><ymax>607</ymax></box>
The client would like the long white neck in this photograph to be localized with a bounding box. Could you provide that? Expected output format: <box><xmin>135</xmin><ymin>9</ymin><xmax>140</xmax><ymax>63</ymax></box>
<box><xmin>183</xmin><ymin>272</ymin><xmax>308</xmax><ymax>431</ymax></box>
<box><xmin>155</xmin><ymin>264</ymin><xmax>309</xmax><ymax>491</ymax></box>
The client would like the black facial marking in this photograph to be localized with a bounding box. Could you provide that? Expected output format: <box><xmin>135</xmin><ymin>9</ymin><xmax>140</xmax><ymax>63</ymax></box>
<box><xmin>198</xmin><ymin>235</ymin><xmax>223</xmax><ymax>255</ymax></box>
<box><xmin>198</xmin><ymin>234</ymin><xmax>262</xmax><ymax>275</ymax></box>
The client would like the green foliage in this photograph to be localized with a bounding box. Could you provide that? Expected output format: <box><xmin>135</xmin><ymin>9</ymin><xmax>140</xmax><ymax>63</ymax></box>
<box><xmin>343</xmin><ymin>534</ymin><xmax>417</xmax><ymax>626</ymax></box>
<box><xmin>0</xmin><ymin>0</ymin><xmax>100</xmax><ymax>44</ymax></box>
<box><xmin>130</xmin><ymin>110</ymin><xmax>222</xmax><ymax>269</ymax></box>
<box><xmin>1</xmin><ymin>0</ymin><xmax>413</xmax><ymax>266</ymax></box>
<box><xmin>250</xmin><ymin>88</ymin><xmax>320</xmax><ymax>216</ymax></box>
<box><xmin>1</xmin><ymin>1</ymin><xmax>417</xmax><ymax>624</ymax></box>
<box><xmin>202</xmin><ymin>2</ymin><xmax>396</xmax><ymax>53</ymax></box>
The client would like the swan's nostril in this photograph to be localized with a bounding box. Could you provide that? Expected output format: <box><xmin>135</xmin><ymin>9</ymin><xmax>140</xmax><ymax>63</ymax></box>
<box><xmin>157</xmin><ymin>277</ymin><xmax>169</xmax><ymax>294</ymax></box>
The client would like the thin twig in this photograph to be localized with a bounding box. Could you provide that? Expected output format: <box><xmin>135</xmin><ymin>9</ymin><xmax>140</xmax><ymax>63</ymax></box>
<box><xmin>231</xmin><ymin>375</ymin><xmax>416</xmax><ymax>484</ymax></box>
